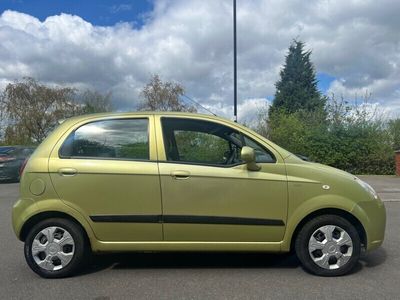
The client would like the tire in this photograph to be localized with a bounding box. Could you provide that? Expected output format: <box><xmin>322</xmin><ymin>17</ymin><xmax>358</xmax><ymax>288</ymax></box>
<box><xmin>24</xmin><ymin>218</ymin><xmax>90</xmax><ymax>278</ymax></box>
<box><xmin>295</xmin><ymin>214</ymin><xmax>361</xmax><ymax>276</ymax></box>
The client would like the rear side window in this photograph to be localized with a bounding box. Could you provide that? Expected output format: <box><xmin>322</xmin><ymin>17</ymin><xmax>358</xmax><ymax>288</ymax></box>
<box><xmin>60</xmin><ymin>118</ymin><xmax>149</xmax><ymax>160</ymax></box>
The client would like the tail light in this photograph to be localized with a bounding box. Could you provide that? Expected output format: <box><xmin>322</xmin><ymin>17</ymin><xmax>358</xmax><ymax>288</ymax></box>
<box><xmin>19</xmin><ymin>157</ymin><xmax>29</xmax><ymax>177</ymax></box>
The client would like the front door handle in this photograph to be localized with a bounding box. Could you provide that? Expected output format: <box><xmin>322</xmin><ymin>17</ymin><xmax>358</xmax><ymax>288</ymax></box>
<box><xmin>171</xmin><ymin>170</ymin><xmax>190</xmax><ymax>180</ymax></box>
<box><xmin>58</xmin><ymin>168</ymin><xmax>77</xmax><ymax>176</ymax></box>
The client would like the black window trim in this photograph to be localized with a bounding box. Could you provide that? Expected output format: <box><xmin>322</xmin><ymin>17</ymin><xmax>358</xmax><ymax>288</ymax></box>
<box><xmin>159</xmin><ymin>159</ymin><xmax>246</xmax><ymax>168</ymax></box>
<box><xmin>58</xmin><ymin>117</ymin><xmax>151</xmax><ymax>162</ymax></box>
<box><xmin>160</xmin><ymin>116</ymin><xmax>277</xmax><ymax>168</ymax></box>
<box><xmin>242</xmin><ymin>135</ymin><xmax>277</xmax><ymax>164</ymax></box>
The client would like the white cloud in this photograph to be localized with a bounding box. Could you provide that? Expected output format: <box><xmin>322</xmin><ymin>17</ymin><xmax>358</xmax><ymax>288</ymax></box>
<box><xmin>201</xmin><ymin>98</ymin><xmax>270</xmax><ymax>125</ymax></box>
<box><xmin>0</xmin><ymin>0</ymin><xmax>399</xmax><ymax>121</ymax></box>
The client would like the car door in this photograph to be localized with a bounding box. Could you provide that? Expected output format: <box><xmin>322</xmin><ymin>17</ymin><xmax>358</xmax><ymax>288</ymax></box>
<box><xmin>156</xmin><ymin>116</ymin><xmax>288</xmax><ymax>242</ymax></box>
<box><xmin>49</xmin><ymin>115</ymin><xmax>163</xmax><ymax>242</ymax></box>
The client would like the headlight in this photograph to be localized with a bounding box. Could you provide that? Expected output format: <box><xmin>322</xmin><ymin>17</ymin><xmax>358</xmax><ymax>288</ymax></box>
<box><xmin>355</xmin><ymin>177</ymin><xmax>378</xmax><ymax>199</ymax></box>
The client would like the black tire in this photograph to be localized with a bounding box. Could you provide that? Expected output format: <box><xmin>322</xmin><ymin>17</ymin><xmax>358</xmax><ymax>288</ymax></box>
<box><xmin>295</xmin><ymin>214</ymin><xmax>361</xmax><ymax>276</ymax></box>
<box><xmin>24</xmin><ymin>218</ymin><xmax>90</xmax><ymax>278</ymax></box>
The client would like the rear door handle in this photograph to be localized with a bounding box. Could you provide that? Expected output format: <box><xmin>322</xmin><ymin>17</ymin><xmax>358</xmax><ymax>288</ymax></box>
<box><xmin>171</xmin><ymin>170</ymin><xmax>190</xmax><ymax>180</ymax></box>
<box><xmin>58</xmin><ymin>168</ymin><xmax>77</xmax><ymax>176</ymax></box>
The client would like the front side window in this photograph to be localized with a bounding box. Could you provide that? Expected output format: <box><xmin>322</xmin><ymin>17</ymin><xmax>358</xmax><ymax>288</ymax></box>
<box><xmin>174</xmin><ymin>130</ymin><xmax>236</xmax><ymax>164</ymax></box>
<box><xmin>60</xmin><ymin>118</ymin><xmax>149</xmax><ymax>160</ymax></box>
<box><xmin>161</xmin><ymin>118</ymin><xmax>275</xmax><ymax>166</ymax></box>
<box><xmin>162</xmin><ymin>118</ymin><xmax>241</xmax><ymax>165</ymax></box>
<box><xmin>243</xmin><ymin>136</ymin><xmax>275</xmax><ymax>163</ymax></box>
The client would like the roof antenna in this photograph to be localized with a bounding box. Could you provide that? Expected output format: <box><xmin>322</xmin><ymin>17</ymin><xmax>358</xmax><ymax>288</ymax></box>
<box><xmin>181</xmin><ymin>94</ymin><xmax>218</xmax><ymax>116</ymax></box>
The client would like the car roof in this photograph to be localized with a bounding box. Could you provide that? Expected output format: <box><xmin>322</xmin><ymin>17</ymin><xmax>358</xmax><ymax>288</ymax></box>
<box><xmin>64</xmin><ymin>111</ymin><xmax>224</xmax><ymax>121</ymax></box>
<box><xmin>59</xmin><ymin>112</ymin><xmax>238</xmax><ymax>131</ymax></box>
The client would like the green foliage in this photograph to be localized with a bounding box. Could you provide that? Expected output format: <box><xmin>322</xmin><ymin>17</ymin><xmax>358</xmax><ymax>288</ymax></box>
<box><xmin>388</xmin><ymin>119</ymin><xmax>400</xmax><ymax>151</ymax></box>
<box><xmin>0</xmin><ymin>78</ymin><xmax>114</xmax><ymax>145</ymax></box>
<box><xmin>308</xmin><ymin>121</ymin><xmax>393</xmax><ymax>175</ymax></box>
<box><xmin>1</xmin><ymin>77</ymin><xmax>79</xmax><ymax>144</ymax></box>
<box><xmin>267</xmin><ymin>110</ymin><xmax>309</xmax><ymax>155</ymax></box>
<box><xmin>264</xmin><ymin>40</ymin><xmax>396</xmax><ymax>175</ymax></box>
<box><xmin>261</xmin><ymin>96</ymin><xmax>396</xmax><ymax>175</ymax></box>
<box><xmin>174</xmin><ymin>131</ymin><xmax>229</xmax><ymax>163</ymax></box>
<box><xmin>73</xmin><ymin>139</ymin><xmax>149</xmax><ymax>160</ymax></box>
<box><xmin>118</xmin><ymin>142</ymin><xmax>149</xmax><ymax>160</ymax></box>
<box><xmin>269</xmin><ymin>40</ymin><xmax>326</xmax><ymax>117</ymax></box>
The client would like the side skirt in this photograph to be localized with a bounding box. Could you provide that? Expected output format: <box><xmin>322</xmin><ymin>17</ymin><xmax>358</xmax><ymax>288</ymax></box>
<box><xmin>91</xmin><ymin>240</ymin><xmax>284</xmax><ymax>253</ymax></box>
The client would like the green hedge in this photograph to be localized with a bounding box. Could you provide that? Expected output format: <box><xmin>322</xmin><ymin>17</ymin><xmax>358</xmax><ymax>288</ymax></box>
<box><xmin>262</xmin><ymin>110</ymin><xmax>396</xmax><ymax>175</ymax></box>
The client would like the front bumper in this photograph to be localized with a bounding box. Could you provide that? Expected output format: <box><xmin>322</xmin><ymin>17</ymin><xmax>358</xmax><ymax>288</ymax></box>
<box><xmin>352</xmin><ymin>197</ymin><xmax>386</xmax><ymax>251</ymax></box>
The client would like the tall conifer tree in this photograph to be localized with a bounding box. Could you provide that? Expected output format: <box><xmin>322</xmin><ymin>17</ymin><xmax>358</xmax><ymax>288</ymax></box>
<box><xmin>269</xmin><ymin>40</ymin><xmax>326</xmax><ymax>116</ymax></box>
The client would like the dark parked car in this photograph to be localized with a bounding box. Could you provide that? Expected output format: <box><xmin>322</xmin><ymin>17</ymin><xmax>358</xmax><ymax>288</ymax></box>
<box><xmin>0</xmin><ymin>146</ymin><xmax>35</xmax><ymax>182</ymax></box>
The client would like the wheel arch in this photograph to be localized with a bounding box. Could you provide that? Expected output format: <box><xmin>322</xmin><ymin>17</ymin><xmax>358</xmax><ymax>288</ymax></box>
<box><xmin>20</xmin><ymin>211</ymin><xmax>92</xmax><ymax>249</ymax></box>
<box><xmin>288</xmin><ymin>208</ymin><xmax>367</xmax><ymax>252</ymax></box>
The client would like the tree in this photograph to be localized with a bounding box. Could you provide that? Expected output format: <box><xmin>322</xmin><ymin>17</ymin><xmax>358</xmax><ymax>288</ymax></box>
<box><xmin>79</xmin><ymin>90</ymin><xmax>113</xmax><ymax>114</ymax></box>
<box><xmin>138</xmin><ymin>74</ymin><xmax>196</xmax><ymax>112</ymax></box>
<box><xmin>257</xmin><ymin>93</ymin><xmax>395</xmax><ymax>175</ymax></box>
<box><xmin>389</xmin><ymin>118</ymin><xmax>400</xmax><ymax>151</ymax></box>
<box><xmin>2</xmin><ymin>77</ymin><xmax>80</xmax><ymax>144</ymax></box>
<box><xmin>0</xmin><ymin>90</ymin><xmax>6</xmax><ymax>143</ymax></box>
<box><xmin>269</xmin><ymin>40</ymin><xmax>326</xmax><ymax>117</ymax></box>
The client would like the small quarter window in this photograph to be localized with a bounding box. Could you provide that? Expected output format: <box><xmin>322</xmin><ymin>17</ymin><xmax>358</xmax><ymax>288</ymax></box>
<box><xmin>243</xmin><ymin>136</ymin><xmax>275</xmax><ymax>163</ymax></box>
<box><xmin>60</xmin><ymin>119</ymin><xmax>149</xmax><ymax>160</ymax></box>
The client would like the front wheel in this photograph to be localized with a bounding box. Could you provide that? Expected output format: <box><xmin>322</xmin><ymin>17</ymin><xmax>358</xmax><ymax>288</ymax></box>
<box><xmin>24</xmin><ymin>218</ymin><xmax>89</xmax><ymax>278</ymax></box>
<box><xmin>295</xmin><ymin>215</ymin><xmax>361</xmax><ymax>276</ymax></box>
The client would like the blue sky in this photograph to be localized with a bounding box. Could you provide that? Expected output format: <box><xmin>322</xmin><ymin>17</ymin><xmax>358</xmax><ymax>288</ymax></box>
<box><xmin>0</xmin><ymin>0</ymin><xmax>335</xmax><ymax>96</ymax></box>
<box><xmin>0</xmin><ymin>0</ymin><xmax>399</xmax><ymax>120</ymax></box>
<box><xmin>317</xmin><ymin>73</ymin><xmax>335</xmax><ymax>94</ymax></box>
<box><xmin>0</xmin><ymin>0</ymin><xmax>153</xmax><ymax>27</ymax></box>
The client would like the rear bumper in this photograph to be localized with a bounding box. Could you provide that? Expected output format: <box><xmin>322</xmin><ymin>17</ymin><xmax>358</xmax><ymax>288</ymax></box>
<box><xmin>12</xmin><ymin>197</ymin><xmax>36</xmax><ymax>240</ymax></box>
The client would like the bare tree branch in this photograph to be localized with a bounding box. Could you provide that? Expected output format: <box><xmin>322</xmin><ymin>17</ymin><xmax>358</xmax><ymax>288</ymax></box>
<box><xmin>138</xmin><ymin>74</ymin><xmax>196</xmax><ymax>112</ymax></box>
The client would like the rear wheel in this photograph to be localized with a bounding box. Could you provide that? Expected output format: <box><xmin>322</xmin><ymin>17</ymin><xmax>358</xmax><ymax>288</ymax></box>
<box><xmin>24</xmin><ymin>218</ymin><xmax>89</xmax><ymax>278</ymax></box>
<box><xmin>295</xmin><ymin>215</ymin><xmax>361</xmax><ymax>276</ymax></box>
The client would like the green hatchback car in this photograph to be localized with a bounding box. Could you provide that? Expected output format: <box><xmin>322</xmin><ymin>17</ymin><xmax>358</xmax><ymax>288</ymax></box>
<box><xmin>12</xmin><ymin>112</ymin><xmax>386</xmax><ymax>278</ymax></box>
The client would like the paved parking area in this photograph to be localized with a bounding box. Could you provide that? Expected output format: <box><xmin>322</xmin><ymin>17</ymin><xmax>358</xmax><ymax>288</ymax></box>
<box><xmin>358</xmin><ymin>175</ymin><xmax>400</xmax><ymax>202</ymax></box>
<box><xmin>0</xmin><ymin>176</ymin><xmax>399</xmax><ymax>299</ymax></box>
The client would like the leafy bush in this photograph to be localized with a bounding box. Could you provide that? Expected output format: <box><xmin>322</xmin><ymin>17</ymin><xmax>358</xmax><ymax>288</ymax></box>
<box><xmin>389</xmin><ymin>119</ymin><xmax>400</xmax><ymax>151</ymax></box>
<box><xmin>257</xmin><ymin>96</ymin><xmax>396</xmax><ymax>175</ymax></box>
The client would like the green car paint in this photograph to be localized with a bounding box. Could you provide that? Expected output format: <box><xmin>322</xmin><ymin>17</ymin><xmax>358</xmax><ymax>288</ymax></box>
<box><xmin>12</xmin><ymin>112</ymin><xmax>385</xmax><ymax>256</ymax></box>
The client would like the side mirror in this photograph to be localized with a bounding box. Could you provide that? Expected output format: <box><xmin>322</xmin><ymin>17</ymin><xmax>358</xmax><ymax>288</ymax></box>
<box><xmin>241</xmin><ymin>146</ymin><xmax>261</xmax><ymax>171</ymax></box>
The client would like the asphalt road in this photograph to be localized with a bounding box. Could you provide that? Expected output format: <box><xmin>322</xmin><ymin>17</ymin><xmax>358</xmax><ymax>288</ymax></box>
<box><xmin>1</xmin><ymin>177</ymin><xmax>399</xmax><ymax>300</ymax></box>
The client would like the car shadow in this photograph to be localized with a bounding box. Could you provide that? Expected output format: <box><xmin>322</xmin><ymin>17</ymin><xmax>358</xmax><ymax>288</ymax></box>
<box><xmin>81</xmin><ymin>252</ymin><xmax>300</xmax><ymax>275</ymax></box>
<box><xmin>343</xmin><ymin>247</ymin><xmax>387</xmax><ymax>275</ymax></box>
<box><xmin>78</xmin><ymin>247</ymin><xmax>387</xmax><ymax>276</ymax></box>
<box><xmin>0</xmin><ymin>179</ymin><xmax>19</xmax><ymax>184</ymax></box>
<box><xmin>360</xmin><ymin>247</ymin><xmax>387</xmax><ymax>268</ymax></box>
